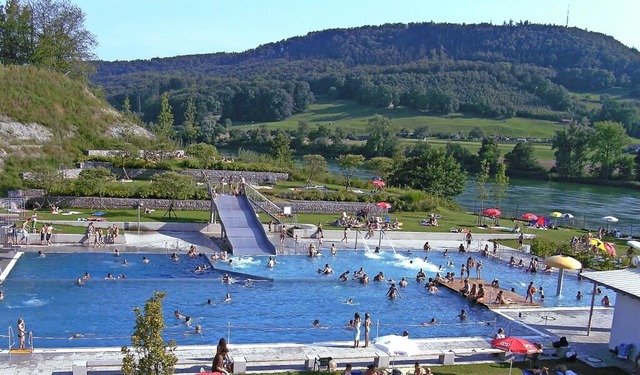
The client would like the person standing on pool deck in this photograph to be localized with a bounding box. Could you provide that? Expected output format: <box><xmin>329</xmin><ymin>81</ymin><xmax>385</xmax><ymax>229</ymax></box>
<box><xmin>17</xmin><ymin>318</ymin><xmax>26</xmax><ymax>349</ymax></box>
<box><xmin>353</xmin><ymin>312</ymin><xmax>361</xmax><ymax>348</ymax></box>
<box><xmin>526</xmin><ymin>281</ymin><xmax>535</xmax><ymax>303</ymax></box>
<box><xmin>364</xmin><ymin>313</ymin><xmax>372</xmax><ymax>348</ymax></box>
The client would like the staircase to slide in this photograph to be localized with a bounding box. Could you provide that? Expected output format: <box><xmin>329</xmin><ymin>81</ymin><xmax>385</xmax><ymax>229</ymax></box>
<box><xmin>214</xmin><ymin>194</ymin><xmax>276</xmax><ymax>256</ymax></box>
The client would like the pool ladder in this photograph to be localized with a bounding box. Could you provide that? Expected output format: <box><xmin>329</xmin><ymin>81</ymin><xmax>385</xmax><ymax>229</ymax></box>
<box><xmin>7</xmin><ymin>326</ymin><xmax>33</xmax><ymax>355</ymax></box>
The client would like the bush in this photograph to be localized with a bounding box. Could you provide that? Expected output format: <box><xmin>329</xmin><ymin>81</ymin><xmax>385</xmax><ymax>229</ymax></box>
<box><xmin>530</xmin><ymin>237</ymin><xmax>558</xmax><ymax>258</ymax></box>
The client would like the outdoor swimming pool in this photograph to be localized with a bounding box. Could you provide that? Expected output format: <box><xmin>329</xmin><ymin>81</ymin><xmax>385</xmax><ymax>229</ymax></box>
<box><xmin>0</xmin><ymin>249</ymin><xmax>612</xmax><ymax>348</ymax></box>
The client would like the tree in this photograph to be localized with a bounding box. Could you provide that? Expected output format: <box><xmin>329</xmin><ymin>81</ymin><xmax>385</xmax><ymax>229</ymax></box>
<box><xmin>504</xmin><ymin>142</ymin><xmax>544</xmax><ymax>176</ymax></box>
<box><xmin>491</xmin><ymin>163</ymin><xmax>509</xmax><ymax>210</ymax></box>
<box><xmin>337</xmin><ymin>154</ymin><xmax>365</xmax><ymax>189</ymax></box>
<box><xmin>29</xmin><ymin>0</ymin><xmax>97</xmax><ymax>77</ymax></box>
<box><xmin>365</xmin><ymin>157</ymin><xmax>394</xmax><ymax>182</ymax></box>
<box><xmin>0</xmin><ymin>0</ymin><xmax>33</xmax><ymax>65</ymax></box>
<box><xmin>155</xmin><ymin>92</ymin><xmax>174</xmax><ymax>141</ymax></box>
<box><xmin>75</xmin><ymin>167</ymin><xmax>115</xmax><ymax>197</ymax></box>
<box><xmin>634</xmin><ymin>150</ymin><xmax>640</xmax><ymax>182</ymax></box>
<box><xmin>28</xmin><ymin>164</ymin><xmax>65</xmax><ymax>205</ymax></box>
<box><xmin>389</xmin><ymin>148</ymin><xmax>466</xmax><ymax>200</ymax></box>
<box><xmin>181</xmin><ymin>96</ymin><xmax>199</xmax><ymax>145</ymax></box>
<box><xmin>552</xmin><ymin>124</ymin><xmax>591</xmax><ymax>178</ymax></box>
<box><xmin>476</xmin><ymin>137</ymin><xmax>501</xmax><ymax>174</ymax></box>
<box><xmin>185</xmin><ymin>143</ymin><xmax>218</xmax><ymax>169</ymax></box>
<box><xmin>269</xmin><ymin>131</ymin><xmax>293</xmax><ymax>167</ymax></box>
<box><xmin>475</xmin><ymin>160</ymin><xmax>490</xmax><ymax>225</ymax></box>
<box><xmin>151</xmin><ymin>172</ymin><xmax>195</xmax><ymax>200</ymax></box>
<box><xmin>589</xmin><ymin>121</ymin><xmax>629</xmax><ymax>179</ymax></box>
<box><xmin>302</xmin><ymin>154</ymin><xmax>328</xmax><ymax>186</ymax></box>
<box><xmin>121</xmin><ymin>291</ymin><xmax>178</xmax><ymax>375</ymax></box>
<box><xmin>363</xmin><ymin>115</ymin><xmax>397</xmax><ymax>158</ymax></box>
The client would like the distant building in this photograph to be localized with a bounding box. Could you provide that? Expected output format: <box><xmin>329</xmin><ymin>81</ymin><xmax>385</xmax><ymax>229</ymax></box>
<box><xmin>558</xmin><ymin>118</ymin><xmax>573</xmax><ymax>125</ymax></box>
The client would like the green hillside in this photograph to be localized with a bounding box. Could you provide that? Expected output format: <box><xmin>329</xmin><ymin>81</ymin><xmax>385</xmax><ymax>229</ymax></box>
<box><xmin>0</xmin><ymin>64</ymin><xmax>151</xmax><ymax>191</ymax></box>
<box><xmin>234</xmin><ymin>98</ymin><xmax>566</xmax><ymax>139</ymax></box>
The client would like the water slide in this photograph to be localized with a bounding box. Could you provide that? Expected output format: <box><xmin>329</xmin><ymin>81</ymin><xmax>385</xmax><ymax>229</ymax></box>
<box><xmin>214</xmin><ymin>194</ymin><xmax>276</xmax><ymax>256</ymax></box>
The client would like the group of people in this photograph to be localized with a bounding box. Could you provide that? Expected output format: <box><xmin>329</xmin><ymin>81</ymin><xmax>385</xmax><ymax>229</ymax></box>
<box><xmin>82</xmin><ymin>222</ymin><xmax>120</xmax><ymax>247</ymax></box>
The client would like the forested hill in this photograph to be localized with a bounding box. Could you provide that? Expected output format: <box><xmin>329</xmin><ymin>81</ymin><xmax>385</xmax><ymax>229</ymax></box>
<box><xmin>90</xmin><ymin>22</ymin><xmax>640</xmax><ymax>136</ymax></box>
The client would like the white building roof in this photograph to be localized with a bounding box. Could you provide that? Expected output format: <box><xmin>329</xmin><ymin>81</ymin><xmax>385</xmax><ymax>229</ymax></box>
<box><xmin>581</xmin><ymin>268</ymin><xmax>640</xmax><ymax>299</ymax></box>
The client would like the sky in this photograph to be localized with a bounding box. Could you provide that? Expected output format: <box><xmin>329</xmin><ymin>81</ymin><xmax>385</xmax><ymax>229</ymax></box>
<box><xmin>70</xmin><ymin>0</ymin><xmax>640</xmax><ymax>62</ymax></box>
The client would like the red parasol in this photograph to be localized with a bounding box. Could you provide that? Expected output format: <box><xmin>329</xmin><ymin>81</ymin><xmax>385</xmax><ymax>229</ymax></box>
<box><xmin>491</xmin><ymin>337</ymin><xmax>540</xmax><ymax>355</ymax></box>
<box><xmin>521</xmin><ymin>213</ymin><xmax>538</xmax><ymax>221</ymax></box>
<box><xmin>376</xmin><ymin>202</ymin><xmax>392</xmax><ymax>209</ymax></box>
<box><xmin>371</xmin><ymin>180</ymin><xmax>386</xmax><ymax>187</ymax></box>
<box><xmin>603</xmin><ymin>242</ymin><xmax>617</xmax><ymax>257</ymax></box>
<box><xmin>492</xmin><ymin>337</ymin><xmax>541</xmax><ymax>375</ymax></box>
<box><xmin>482</xmin><ymin>208</ymin><xmax>501</xmax><ymax>217</ymax></box>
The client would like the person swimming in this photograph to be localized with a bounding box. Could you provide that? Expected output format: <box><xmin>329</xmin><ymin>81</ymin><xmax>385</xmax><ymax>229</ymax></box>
<box><xmin>171</xmin><ymin>252</ymin><xmax>179</xmax><ymax>261</ymax></box>
<box><xmin>224</xmin><ymin>293</ymin><xmax>232</xmax><ymax>302</ymax></box>
<box><xmin>184</xmin><ymin>316</ymin><xmax>192</xmax><ymax>327</ymax></box>
<box><xmin>386</xmin><ymin>283</ymin><xmax>400</xmax><ymax>299</ymax></box>
<box><xmin>339</xmin><ymin>271</ymin><xmax>350</xmax><ymax>281</ymax></box>
<box><xmin>175</xmin><ymin>310</ymin><xmax>185</xmax><ymax>320</ymax></box>
<box><xmin>267</xmin><ymin>256</ymin><xmax>276</xmax><ymax>268</ymax></box>
<box><xmin>83</xmin><ymin>272</ymin><xmax>90</xmax><ymax>280</ymax></box>
<box><xmin>142</xmin><ymin>256</ymin><xmax>149</xmax><ymax>264</ymax></box>
<box><xmin>76</xmin><ymin>278</ymin><xmax>84</xmax><ymax>286</ymax></box>
<box><xmin>105</xmin><ymin>273</ymin><xmax>115</xmax><ymax>280</ymax></box>
<box><xmin>207</xmin><ymin>299</ymin><xmax>213</xmax><ymax>305</ymax></box>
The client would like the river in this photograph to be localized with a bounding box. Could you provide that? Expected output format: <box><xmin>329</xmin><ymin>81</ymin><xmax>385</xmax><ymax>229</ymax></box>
<box><xmin>456</xmin><ymin>178</ymin><xmax>640</xmax><ymax>235</ymax></box>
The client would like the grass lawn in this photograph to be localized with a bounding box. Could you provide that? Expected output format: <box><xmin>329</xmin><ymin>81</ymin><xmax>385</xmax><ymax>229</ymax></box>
<box><xmin>307</xmin><ymin>359</ymin><xmax>627</xmax><ymax>374</ymax></box>
<box><xmin>233</xmin><ymin>98</ymin><xmax>566</xmax><ymax>139</ymax></box>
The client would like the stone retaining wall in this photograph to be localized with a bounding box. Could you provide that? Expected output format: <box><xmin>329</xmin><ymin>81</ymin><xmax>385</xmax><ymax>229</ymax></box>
<box><xmin>24</xmin><ymin>196</ymin><xmax>387</xmax><ymax>215</ymax></box>
<box><xmin>39</xmin><ymin>168</ymin><xmax>290</xmax><ymax>183</ymax></box>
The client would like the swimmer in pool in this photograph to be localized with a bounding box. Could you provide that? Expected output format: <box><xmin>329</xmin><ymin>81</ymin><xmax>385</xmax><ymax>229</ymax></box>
<box><xmin>105</xmin><ymin>273</ymin><xmax>115</xmax><ymax>280</ymax></box>
<box><xmin>224</xmin><ymin>293</ymin><xmax>232</xmax><ymax>302</ymax></box>
<box><xmin>322</xmin><ymin>263</ymin><xmax>334</xmax><ymax>275</ymax></box>
<box><xmin>0</xmin><ymin>291</ymin><xmax>3</xmax><ymax>300</ymax></box>
<box><xmin>122</xmin><ymin>259</ymin><xmax>128</xmax><ymax>265</ymax></box>
<box><xmin>345</xmin><ymin>298</ymin><xmax>354</xmax><ymax>304</ymax></box>
<box><xmin>386</xmin><ymin>283</ymin><xmax>400</xmax><ymax>299</ymax></box>
<box><xmin>114</xmin><ymin>249</ymin><xmax>120</xmax><ymax>257</ymax></box>
<box><xmin>83</xmin><ymin>272</ymin><xmax>90</xmax><ymax>280</ymax></box>
<box><xmin>184</xmin><ymin>316</ymin><xmax>192</xmax><ymax>327</ymax></box>
<box><xmin>195</xmin><ymin>325</ymin><xmax>202</xmax><ymax>334</ymax></box>
<box><xmin>399</xmin><ymin>277</ymin><xmax>408</xmax><ymax>287</ymax></box>
<box><xmin>207</xmin><ymin>299</ymin><xmax>213</xmax><ymax>305</ymax></box>
<box><xmin>222</xmin><ymin>274</ymin><xmax>231</xmax><ymax>283</ymax></box>
<box><xmin>175</xmin><ymin>310</ymin><xmax>185</xmax><ymax>320</ymax></box>
<box><xmin>457</xmin><ymin>309</ymin><xmax>468</xmax><ymax>320</ymax></box>
<box><xmin>142</xmin><ymin>256</ymin><xmax>149</xmax><ymax>264</ymax></box>
<box><xmin>339</xmin><ymin>271</ymin><xmax>350</xmax><ymax>281</ymax></box>
<box><xmin>267</xmin><ymin>256</ymin><xmax>276</xmax><ymax>268</ymax></box>
<box><xmin>76</xmin><ymin>278</ymin><xmax>84</xmax><ymax>286</ymax></box>
<box><xmin>171</xmin><ymin>252</ymin><xmax>179</xmax><ymax>261</ymax></box>
<box><xmin>373</xmin><ymin>272</ymin><xmax>385</xmax><ymax>282</ymax></box>
<box><xmin>38</xmin><ymin>250</ymin><xmax>45</xmax><ymax>257</ymax></box>
<box><xmin>313</xmin><ymin>319</ymin><xmax>320</xmax><ymax>327</ymax></box>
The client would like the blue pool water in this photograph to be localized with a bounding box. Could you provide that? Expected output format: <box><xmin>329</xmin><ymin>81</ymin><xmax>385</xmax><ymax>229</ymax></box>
<box><xmin>0</xmin><ymin>249</ymin><xmax>611</xmax><ymax>348</ymax></box>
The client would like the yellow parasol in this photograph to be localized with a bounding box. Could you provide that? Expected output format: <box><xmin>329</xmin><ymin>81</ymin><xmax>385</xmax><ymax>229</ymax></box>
<box><xmin>550</xmin><ymin>212</ymin><xmax>563</xmax><ymax>218</ymax></box>
<box><xmin>543</xmin><ymin>255</ymin><xmax>582</xmax><ymax>296</ymax></box>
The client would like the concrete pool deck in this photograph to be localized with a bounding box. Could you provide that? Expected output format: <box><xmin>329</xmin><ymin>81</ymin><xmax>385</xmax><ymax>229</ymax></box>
<box><xmin>0</xmin><ymin>229</ymin><xmax>631</xmax><ymax>374</ymax></box>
